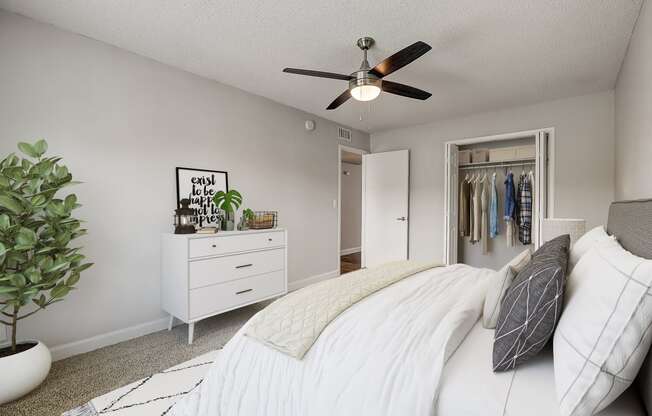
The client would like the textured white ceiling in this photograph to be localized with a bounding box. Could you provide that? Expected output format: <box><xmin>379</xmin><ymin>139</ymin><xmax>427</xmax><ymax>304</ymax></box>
<box><xmin>0</xmin><ymin>0</ymin><xmax>642</xmax><ymax>133</ymax></box>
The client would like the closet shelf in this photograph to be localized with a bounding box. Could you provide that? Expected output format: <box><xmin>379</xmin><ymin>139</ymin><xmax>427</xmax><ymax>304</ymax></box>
<box><xmin>459</xmin><ymin>158</ymin><xmax>535</xmax><ymax>170</ymax></box>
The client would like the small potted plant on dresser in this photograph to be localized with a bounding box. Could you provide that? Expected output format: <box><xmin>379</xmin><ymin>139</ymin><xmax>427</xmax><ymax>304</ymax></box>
<box><xmin>237</xmin><ymin>208</ymin><xmax>255</xmax><ymax>231</ymax></box>
<box><xmin>0</xmin><ymin>140</ymin><xmax>92</xmax><ymax>404</ymax></box>
<box><xmin>212</xmin><ymin>189</ymin><xmax>242</xmax><ymax>231</ymax></box>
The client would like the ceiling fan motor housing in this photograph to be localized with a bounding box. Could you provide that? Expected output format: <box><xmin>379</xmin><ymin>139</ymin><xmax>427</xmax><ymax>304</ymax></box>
<box><xmin>349</xmin><ymin>70</ymin><xmax>381</xmax><ymax>91</ymax></box>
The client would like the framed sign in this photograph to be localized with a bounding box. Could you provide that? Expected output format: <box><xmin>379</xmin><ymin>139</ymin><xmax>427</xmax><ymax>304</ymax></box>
<box><xmin>175</xmin><ymin>167</ymin><xmax>228</xmax><ymax>227</ymax></box>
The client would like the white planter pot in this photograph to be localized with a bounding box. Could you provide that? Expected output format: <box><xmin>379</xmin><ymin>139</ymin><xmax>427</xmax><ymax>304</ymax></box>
<box><xmin>0</xmin><ymin>340</ymin><xmax>51</xmax><ymax>404</ymax></box>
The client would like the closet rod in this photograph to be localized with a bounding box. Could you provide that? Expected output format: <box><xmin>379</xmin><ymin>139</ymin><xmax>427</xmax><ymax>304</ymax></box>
<box><xmin>459</xmin><ymin>159</ymin><xmax>535</xmax><ymax>171</ymax></box>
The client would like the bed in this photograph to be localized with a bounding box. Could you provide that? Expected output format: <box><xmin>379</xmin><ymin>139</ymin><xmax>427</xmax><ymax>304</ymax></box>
<box><xmin>171</xmin><ymin>199</ymin><xmax>652</xmax><ymax>416</ymax></box>
<box><xmin>438</xmin><ymin>321</ymin><xmax>644</xmax><ymax>415</ymax></box>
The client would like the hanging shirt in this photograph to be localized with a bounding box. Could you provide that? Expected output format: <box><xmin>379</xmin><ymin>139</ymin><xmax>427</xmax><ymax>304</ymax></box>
<box><xmin>504</xmin><ymin>172</ymin><xmax>516</xmax><ymax>220</ymax></box>
<box><xmin>481</xmin><ymin>178</ymin><xmax>489</xmax><ymax>255</ymax></box>
<box><xmin>459</xmin><ymin>179</ymin><xmax>470</xmax><ymax>237</ymax></box>
<box><xmin>468</xmin><ymin>180</ymin><xmax>475</xmax><ymax>241</ymax></box>
<box><xmin>518</xmin><ymin>174</ymin><xmax>533</xmax><ymax>245</ymax></box>
<box><xmin>490</xmin><ymin>172</ymin><xmax>499</xmax><ymax>238</ymax></box>
<box><xmin>472</xmin><ymin>177</ymin><xmax>482</xmax><ymax>243</ymax></box>
<box><xmin>504</xmin><ymin>172</ymin><xmax>516</xmax><ymax>247</ymax></box>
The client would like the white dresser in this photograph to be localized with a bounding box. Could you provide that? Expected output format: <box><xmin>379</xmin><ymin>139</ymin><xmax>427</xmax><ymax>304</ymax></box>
<box><xmin>161</xmin><ymin>228</ymin><xmax>287</xmax><ymax>344</ymax></box>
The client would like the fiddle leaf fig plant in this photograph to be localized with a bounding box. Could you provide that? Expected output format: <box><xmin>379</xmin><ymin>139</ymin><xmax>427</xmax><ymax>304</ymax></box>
<box><xmin>0</xmin><ymin>140</ymin><xmax>92</xmax><ymax>354</ymax></box>
<box><xmin>212</xmin><ymin>189</ymin><xmax>242</xmax><ymax>213</ymax></box>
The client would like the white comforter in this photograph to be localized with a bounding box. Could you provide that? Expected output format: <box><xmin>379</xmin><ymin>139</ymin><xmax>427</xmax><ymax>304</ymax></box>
<box><xmin>171</xmin><ymin>264</ymin><xmax>492</xmax><ymax>416</ymax></box>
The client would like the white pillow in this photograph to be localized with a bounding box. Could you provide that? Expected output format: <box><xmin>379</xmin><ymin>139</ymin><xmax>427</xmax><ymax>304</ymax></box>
<box><xmin>482</xmin><ymin>249</ymin><xmax>531</xmax><ymax>329</ymax></box>
<box><xmin>553</xmin><ymin>239</ymin><xmax>652</xmax><ymax>416</ymax></box>
<box><xmin>569</xmin><ymin>225</ymin><xmax>615</xmax><ymax>272</ymax></box>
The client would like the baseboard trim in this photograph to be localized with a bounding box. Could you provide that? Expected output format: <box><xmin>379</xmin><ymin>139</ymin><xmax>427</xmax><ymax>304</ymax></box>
<box><xmin>340</xmin><ymin>247</ymin><xmax>361</xmax><ymax>256</ymax></box>
<box><xmin>49</xmin><ymin>317</ymin><xmax>170</xmax><ymax>361</ymax></box>
<box><xmin>288</xmin><ymin>269</ymin><xmax>339</xmax><ymax>292</ymax></box>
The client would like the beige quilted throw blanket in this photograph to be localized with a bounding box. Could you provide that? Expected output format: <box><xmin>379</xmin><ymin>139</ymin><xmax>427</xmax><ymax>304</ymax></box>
<box><xmin>245</xmin><ymin>260</ymin><xmax>442</xmax><ymax>359</ymax></box>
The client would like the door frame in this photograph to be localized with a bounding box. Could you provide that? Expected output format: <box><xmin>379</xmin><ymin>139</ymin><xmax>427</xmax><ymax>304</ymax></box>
<box><xmin>338</xmin><ymin>145</ymin><xmax>368</xmax><ymax>274</ymax></box>
<box><xmin>443</xmin><ymin>128</ymin><xmax>556</xmax><ymax>264</ymax></box>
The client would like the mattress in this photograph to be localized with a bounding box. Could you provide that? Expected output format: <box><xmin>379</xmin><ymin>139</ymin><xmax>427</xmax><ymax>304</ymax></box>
<box><xmin>437</xmin><ymin>321</ymin><xmax>645</xmax><ymax>416</ymax></box>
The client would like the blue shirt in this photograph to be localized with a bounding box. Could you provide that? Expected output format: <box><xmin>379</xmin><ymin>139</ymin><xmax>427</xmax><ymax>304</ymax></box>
<box><xmin>504</xmin><ymin>172</ymin><xmax>516</xmax><ymax>220</ymax></box>
<box><xmin>490</xmin><ymin>173</ymin><xmax>499</xmax><ymax>238</ymax></box>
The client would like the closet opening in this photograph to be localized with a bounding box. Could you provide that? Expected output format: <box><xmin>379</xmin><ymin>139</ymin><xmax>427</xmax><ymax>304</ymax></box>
<box><xmin>443</xmin><ymin>129</ymin><xmax>555</xmax><ymax>268</ymax></box>
<box><xmin>338</xmin><ymin>145</ymin><xmax>367</xmax><ymax>275</ymax></box>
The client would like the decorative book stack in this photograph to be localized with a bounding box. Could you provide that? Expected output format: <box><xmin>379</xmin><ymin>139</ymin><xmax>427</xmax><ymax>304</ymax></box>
<box><xmin>196</xmin><ymin>227</ymin><xmax>218</xmax><ymax>234</ymax></box>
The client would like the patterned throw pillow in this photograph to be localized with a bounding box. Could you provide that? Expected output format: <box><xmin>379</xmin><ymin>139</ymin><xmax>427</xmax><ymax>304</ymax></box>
<box><xmin>492</xmin><ymin>235</ymin><xmax>570</xmax><ymax>372</ymax></box>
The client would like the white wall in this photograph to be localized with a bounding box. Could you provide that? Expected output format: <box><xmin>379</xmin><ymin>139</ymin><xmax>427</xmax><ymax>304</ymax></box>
<box><xmin>615</xmin><ymin>0</ymin><xmax>652</xmax><ymax>201</ymax></box>
<box><xmin>340</xmin><ymin>162</ymin><xmax>361</xmax><ymax>253</ymax></box>
<box><xmin>372</xmin><ymin>91</ymin><xmax>615</xmax><ymax>263</ymax></box>
<box><xmin>0</xmin><ymin>11</ymin><xmax>369</xmax><ymax>355</ymax></box>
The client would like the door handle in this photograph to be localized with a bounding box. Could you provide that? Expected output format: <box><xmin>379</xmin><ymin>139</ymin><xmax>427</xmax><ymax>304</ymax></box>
<box><xmin>235</xmin><ymin>263</ymin><xmax>253</xmax><ymax>269</ymax></box>
<box><xmin>396</xmin><ymin>217</ymin><xmax>407</xmax><ymax>221</ymax></box>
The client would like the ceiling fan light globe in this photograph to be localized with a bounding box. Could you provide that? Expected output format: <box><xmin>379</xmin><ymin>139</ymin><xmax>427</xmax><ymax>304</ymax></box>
<box><xmin>351</xmin><ymin>84</ymin><xmax>381</xmax><ymax>101</ymax></box>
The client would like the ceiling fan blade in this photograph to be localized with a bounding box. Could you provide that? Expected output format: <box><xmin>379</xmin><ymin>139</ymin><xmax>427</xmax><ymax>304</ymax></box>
<box><xmin>369</xmin><ymin>41</ymin><xmax>432</xmax><ymax>78</ymax></box>
<box><xmin>382</xmin><ymin>80</ymin><xmax>432</xmax><ymax>100</ymax></box>
<box><xmin>326</xmin><ymin>90</ymin><xmax>352</xmax><ymax>110</ymax></box>
<box><xmin>283</xmin><ymin>68</ymin><xmax>353</xmax><ymax>81</ymax></box>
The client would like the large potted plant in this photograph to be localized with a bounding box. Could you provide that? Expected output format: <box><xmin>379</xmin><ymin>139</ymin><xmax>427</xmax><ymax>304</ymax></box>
<box><xmin>0</xmin><ymin>140</ymin><xmax>92</xmax><ymax>404</ymax></box>
<box><xmin>212</xmin><ymin>189</ymin><xmax>242</xmax><ymax>231</ymax></box>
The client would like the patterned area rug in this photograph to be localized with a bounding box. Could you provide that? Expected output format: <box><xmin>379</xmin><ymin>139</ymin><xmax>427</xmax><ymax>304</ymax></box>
<box><xmin>62</xmin><ymin>350</ymin><xmax>219</xmax><ymax>416</ymax></box>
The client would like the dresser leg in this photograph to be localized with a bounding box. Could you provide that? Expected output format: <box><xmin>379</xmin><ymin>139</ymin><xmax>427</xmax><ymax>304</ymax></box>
<box><xmin>168</xmin><ymin>315</ymin><xmax>174</xmax><ymax>331</ymax></box>
<box><xmin>188</xmin><ymin>322</ymin><xmax>195</xmax><ymax>345</ymax></box>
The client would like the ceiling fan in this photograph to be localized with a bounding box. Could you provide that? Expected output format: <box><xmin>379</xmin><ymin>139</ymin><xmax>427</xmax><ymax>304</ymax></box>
<box><xmin>283</xmin><ymin>37</ymin><xmax>432</xmax><ymax>110</ymax></box>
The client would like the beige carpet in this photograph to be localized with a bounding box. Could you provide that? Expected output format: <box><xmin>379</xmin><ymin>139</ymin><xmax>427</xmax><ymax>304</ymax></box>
<box><xmin>0</xmin><ymin>302</ymin><xmax>267</xmax><ymax>416</ymax></box>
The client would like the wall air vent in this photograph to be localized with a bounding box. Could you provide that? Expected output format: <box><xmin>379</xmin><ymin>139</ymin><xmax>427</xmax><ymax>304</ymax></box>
<box><xmin>337</xmin><ymin>127</ymin><xmax>352</xmax><ymax>142</ymax></box>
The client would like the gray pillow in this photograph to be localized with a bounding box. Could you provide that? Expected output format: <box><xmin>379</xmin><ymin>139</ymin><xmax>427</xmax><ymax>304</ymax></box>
<box><xmin>531</xmin><ymin>234</ymin><xmax>571</xmax><ymax>275</ymax></box>
<box><xmin>492</xmin><ymin>235</ymin><xmax>570</xmax><ymax>372</ymax></box>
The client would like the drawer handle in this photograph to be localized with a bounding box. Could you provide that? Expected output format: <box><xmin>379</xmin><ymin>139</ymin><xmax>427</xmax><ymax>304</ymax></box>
<box><xmin>235</xmin><ymin>263</ymin><xmax>253</xmax><ymax>269</ymax></box>
<box><xmin>211</xmin><ymin>244</ymin><xmax>217</xmax><ymax>248</ymax></box>
<box><xmin>236</xmin><ymin>289</ymin><xmax>253</xmax><ymax>295</ymax></box>
<box><xmin>268</xmin><ymin>238</ymin><xmax>273</xmax><ymax>242</ymax></box>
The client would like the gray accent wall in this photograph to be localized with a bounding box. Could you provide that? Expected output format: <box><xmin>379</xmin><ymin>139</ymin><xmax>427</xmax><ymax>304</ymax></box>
<box><xmin>615</xmin><ymin>0</ymin><xmax>652</xmax><ymax>201</ymax></box>
<box><xmin>0</xmin><ymin>10</ymin><xmax>369</xmax><ymax>352</ymax></box>
<box><xmin>371</xmin><ymin>91</ymin><xmax>615</xmax><ymax>264</ymax></box>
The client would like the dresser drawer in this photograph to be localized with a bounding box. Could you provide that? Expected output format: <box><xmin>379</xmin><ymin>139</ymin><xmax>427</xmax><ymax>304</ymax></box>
<box><xmin>189</xmin><ymin>270</ymin><xmax>285</xmax><ymax>319</ymax></box>
<box><xmin>189</xmin><ymin>248</ymin><xmax>284</xmax><ymax>289</ymax></box>
<box><xmin>188</xmin><ymin>231</ymin><xmax>284</xmax><ymax>258</ymax></box>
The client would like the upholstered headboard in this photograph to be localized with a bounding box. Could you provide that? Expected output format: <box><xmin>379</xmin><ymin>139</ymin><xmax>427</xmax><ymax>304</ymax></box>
<box><xmin>607</xmin><ymin>199</ymin><xmax>652</xmax><ymax>414</ymax></box>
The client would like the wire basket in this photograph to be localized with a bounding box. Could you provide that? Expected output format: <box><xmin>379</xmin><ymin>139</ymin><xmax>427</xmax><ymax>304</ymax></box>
<box><xmin>248</xmin><ymin>211</ymin><xmax>278</xmax><ymax>229</ymax></box>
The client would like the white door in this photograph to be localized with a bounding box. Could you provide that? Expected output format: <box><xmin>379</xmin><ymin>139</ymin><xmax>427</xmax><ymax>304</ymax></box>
<box><xmin>444</xmin><ymin>144</ymin><xmax>459</xmax><ymax>264</ymax></box>
<box><xmin>362</xmin><ymin>150</ymin><xmax>409</xmax><ymax>268</ymax></box>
